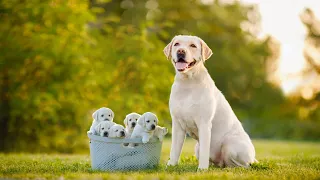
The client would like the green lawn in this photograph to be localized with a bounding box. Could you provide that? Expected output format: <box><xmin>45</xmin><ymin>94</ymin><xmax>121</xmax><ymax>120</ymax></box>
<box><xmin>1</xmin><ymin>138</ymin><xmax>320</xmax><ymax>179</ymax></box>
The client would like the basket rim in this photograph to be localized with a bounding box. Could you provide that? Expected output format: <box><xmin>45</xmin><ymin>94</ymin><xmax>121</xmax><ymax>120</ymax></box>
<box><xmin>88</xmin><ymin>134</ymin><xmax>160</xmax><ymax>143</ymax></box>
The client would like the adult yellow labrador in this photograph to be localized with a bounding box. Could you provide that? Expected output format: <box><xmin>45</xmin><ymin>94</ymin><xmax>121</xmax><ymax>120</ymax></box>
<box><xmin>164</xmin><ymin>35</ymin><xmax>256</xmax><ymax>170</ymax></box>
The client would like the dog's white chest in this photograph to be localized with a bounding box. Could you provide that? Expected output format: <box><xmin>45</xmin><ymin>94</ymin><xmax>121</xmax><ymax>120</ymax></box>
<box><xmin>169</xmin><ymin>82</ymin><xmax>214</xmax><ymax>139</ymax></box>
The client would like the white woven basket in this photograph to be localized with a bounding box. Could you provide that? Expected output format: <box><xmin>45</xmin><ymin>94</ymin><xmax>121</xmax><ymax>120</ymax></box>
<box><xmin>88</xmin><ymin>134</ymin><xmax>163</xmax><ymax>171</ymax></box>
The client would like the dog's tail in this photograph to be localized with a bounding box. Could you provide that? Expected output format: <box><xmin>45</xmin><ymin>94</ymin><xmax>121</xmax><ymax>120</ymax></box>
<box><xmin>229</xmin><ymin>156</ymin><xmax>249</xmax><ymax>168</ymax></box>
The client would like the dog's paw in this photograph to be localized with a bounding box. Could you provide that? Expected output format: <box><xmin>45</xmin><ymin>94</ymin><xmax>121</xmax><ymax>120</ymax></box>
<box><xmin>164</xmin><ymin>128</ymin><xmax>168</xmax><ymax>134</ymax></box>
<box><xmin>142</xmin><ymin>138</ymin><xmax>149</xmax><ymax>143</ymax></box>
<box><xmin>87</xmin><ymin>131</ymin><xmax>93</xmax><ymax>135</ymax></box>
<box><xmin>197</xmin><ymin>167</ymin><xmax>208</xmax><ymax>172</ymax></box>
<box><xmin>166</xmin><ymin>159</ymin><xmax>178</xmax><ymax>167</ymax></box>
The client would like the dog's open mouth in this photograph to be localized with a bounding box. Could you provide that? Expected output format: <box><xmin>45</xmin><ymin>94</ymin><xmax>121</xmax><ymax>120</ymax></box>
<box><xmin>175</xmin><ymin>58</ymin><xmax>197</xmax><ymax>72</ymax></box>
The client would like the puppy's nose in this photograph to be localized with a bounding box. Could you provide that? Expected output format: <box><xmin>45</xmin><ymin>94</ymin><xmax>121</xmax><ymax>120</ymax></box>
<box><xmin>132</xmin><ymin>122</ymin><xmax>136</xmax><ymax>127</ymax></box>
<box><xmin>177</xmin><ymin>49</ymin><xmax>186</xmax><ymax>55</ymax></box>
<box><xmin>103</xmin><ymin>132</ymin><xmax>109</xmax><ymax>137</ymax></box>
<box><xmin>151</xmin><ymin>124</ymin><xmax>155</xmax><ymax>130</ymax></box>
<box><xmin>104</xmin><ymin>118</ymin><xmax>109</xmax><ymax>121</ymax></box>
<box><xmin>120</xmin><ymin>131</ymin><xmax>125</xmax><ymax>136</ymax></box>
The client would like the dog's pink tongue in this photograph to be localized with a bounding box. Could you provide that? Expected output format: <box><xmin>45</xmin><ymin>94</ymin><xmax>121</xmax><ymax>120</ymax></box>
<box><xmin>175</xmin><ymin>62</ymin><xmax>188</xmax><ymax>70</ymax></box>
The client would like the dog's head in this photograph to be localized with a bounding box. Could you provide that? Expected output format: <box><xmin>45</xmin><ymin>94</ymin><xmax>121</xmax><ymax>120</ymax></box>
<box><xmin>137</xmin><ymin>112</ymin><xmax>158</xmax><ymax>132</ymax></box>
<box><xmin>163</xmin><ymin>35</ymin><xmax>212</xmax><ymax>73</ymax></box>
<box><xmin>155</xmin><ymin>126</ymin><xmax>168</xmax><ymax>136</ymax></box>
<box><xmin>108</xmin><ymin>124</ymin><xmax>126</xmax><ymax>138</ymax></box>
<box><xmin>95</xmin><ymin>121</ymin><xmax>115</xmax><ymax>137</ymax></box>
<box><xmin>92</xmin><ymin>107</ymin><xmax>114</xmax><ymax>123</ymax></box>
<box><xmin>124</xmin><ymin>112</ymin><xmax>141</xmax><ymax>130</ymax></box>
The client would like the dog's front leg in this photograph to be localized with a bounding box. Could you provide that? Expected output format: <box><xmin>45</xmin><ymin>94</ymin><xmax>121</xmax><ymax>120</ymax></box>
<box><xmin>198</xmin><ymin>122</ymin><xmax>212</xmax><ymax>170</ymax></box>
<box><xmin>142</xmin><ymin>133</ymin><xmax>150</xmax><ymax>143</ymax></box>
<box><xmin>167</xmin><ymin>118</ymin><xmax>186</xmax><ymax>166</ymax></box>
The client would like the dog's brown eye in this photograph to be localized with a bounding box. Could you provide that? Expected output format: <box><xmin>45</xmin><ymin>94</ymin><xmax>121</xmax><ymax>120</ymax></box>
<box><xmin>129</xmin><ymin>119</ymin><xmax>131</xmax><ymax>121</ymax></box>
<box><xmin>115</xmin><ymin>130</ymin><xmax>118</xmax><ymax>132</ymax></box>
<box><xmin>101</xmin><ymin>115</ymin><xmax>104</xmax><ymax>117</ymax></box>
<box><xmin>102</xmin><ymin>128</ymin><xmax>104</xmax><ymax>130</ymax></box>
<box><xmin>135</xmin><ymin>119</ymin><xmax>137</xmax><ymax>120</ymax></box>
<box><xmin>190</xmin><ymin>44</ymin><xmax>196</xmax><ymax>48</ymax></box>
<box><xmin>146</xmin><ymin>120</ymin><xmax>150</xmax><ymax>123</ymax></box>
<box><xmin>174</xmin><ymin>43</ymin><xmax>179</xmax><ymax>46</ymax></box>
<box><xmin>154</xmin><ymin>120</ymin><xmax>155</xmax><ymax>122</ymax></box>
<box><xmin>109</xmin><ymin>114</ymin><xmax>111</xmax><ymax>117</ymax></box>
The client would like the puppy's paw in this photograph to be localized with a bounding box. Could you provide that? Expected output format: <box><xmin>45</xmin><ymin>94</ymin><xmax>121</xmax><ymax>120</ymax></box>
<box><xmin>87</xmin><ymin>131</ymin><xmax>93</xmax><ymax>135</ymax></box>
<box><xmin>142</xmin><ymin>138</ymin><xmax>149</xmax><ymax>143</ymax></box>
<box><xmin>164</xmin><ymin>128</ymin><xmax>168</xmax><ymax>134</ymax></box>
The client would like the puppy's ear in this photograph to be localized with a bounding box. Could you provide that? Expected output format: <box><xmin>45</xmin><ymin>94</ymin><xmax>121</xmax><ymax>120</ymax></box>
<box><xmin>155</xmin><ymin>118</ymin><xmax>158</xmax><ymax>125</ymax></box>
<box><xmin>92</xmin><ymin>109</ymin><xmax>99</xmax><ymax>121</ymax></box>
<box><xmin>110</xmin><ymin>110</ymin><xmax>114</xmax><ymax>119</ymax></box>
<box><xmin>137</xmin><ymin>115</ymin><xmax>145</xmax><ymax>127</ymax></box>
<box><xmin>163</xmin><ymin>37</ymin><xmax>175</xmax><ymax>60</ymax></box>
<box><xmin>123</xmin><ymin>116</ymin><xmax>128</xmax><ymax>126</ymax></box>
<box><xmin>199</xmin><ymin>38</ymin><xmax>213</xmax><ymax>61</ymax></box>
<box><xmin>154</xmin><ymin>114</ymin><xmax>158</xmax><ymax>125</ymax></box>
<box><xmin>94</xmin><ymin>123</ymin><xmax>101</xmax><ymax>134</ymax></box>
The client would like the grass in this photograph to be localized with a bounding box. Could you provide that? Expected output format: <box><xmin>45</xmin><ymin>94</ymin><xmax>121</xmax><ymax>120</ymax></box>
<box><xmin>1</xmin><ymin>138</ymin><xmax>320</xmax><ymax>179</ymax></box>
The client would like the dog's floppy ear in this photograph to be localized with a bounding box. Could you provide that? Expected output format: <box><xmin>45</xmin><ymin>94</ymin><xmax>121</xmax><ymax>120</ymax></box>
<box><xmin>110</xmin><ymin>109</ymin><xmax>114</xmax><ymax>119</ymax></box>
<box><xmin>163</xmin><ymin>37</ymin><xmax>175</xmax><ymax>60</ymax></box>
<box><xmin>137</xmin><ymin>115</ymin><xmax>145</xmax><ymax>127</ymax></box>
<box><xmin>155</xmin><ymin>115</ymin><xmax>158</xmax><ymax>125</ymax></box>
<box><xmin>92</xmin><ymin>109</ymin><xmax>100</xmax><ymax>121</ymax></box>
<box><xmin>199</xmin><ymin>38</ymin><xmax>212</xmax><ymax>61</ymax></box>
<box><xmin>123</xmin><ymin>115</ymin><xmax>128</xmax><ymax>126</ymax></box>
<box><xmin>94</xmin><ymin>123</ymin><xmax>101</xmax><ymax>134</ymax></box>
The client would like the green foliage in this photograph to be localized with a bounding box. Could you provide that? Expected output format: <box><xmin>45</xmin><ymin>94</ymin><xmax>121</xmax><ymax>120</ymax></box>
<box><xmin>0</xmin><ymin>0</ymin><xmax>96</xmax><ymax>152</ymax></box>
<box><xmin>0</xmin><ymin>139</ymin><xmax>320</xmax><ymax>179</ymax></box>
<box><xmin>0</xmin><ymin>0</ymin><xmax>318</xmax><ymax>152</ymax></box>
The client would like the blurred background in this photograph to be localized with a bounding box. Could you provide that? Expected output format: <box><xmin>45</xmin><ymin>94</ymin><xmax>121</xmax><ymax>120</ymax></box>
<box><xmin>0</xmin><ymin>0</ymin><xmax>319</xmax><ymax>153</ymax></box>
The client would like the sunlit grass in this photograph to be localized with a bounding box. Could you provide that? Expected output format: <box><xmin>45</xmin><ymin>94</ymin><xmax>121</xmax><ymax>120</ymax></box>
<box><xmin>0</xmin><ymin>138</ymin><xmax>319</xmax><ymax>179</ymax></box>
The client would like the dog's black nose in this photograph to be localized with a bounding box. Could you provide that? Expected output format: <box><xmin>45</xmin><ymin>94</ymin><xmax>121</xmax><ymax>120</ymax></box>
<box><xmin>177</xmin><ymin>49</ymin><xmax>186</xmax><ymax>55</ymax></box>
<box><xmin>177</xmin><ymin>49</ymin><xmax>186</xmax><ymax>61</ymax></box>
<box><xmin>104</xmin><ymin>118</ymin><xmax>109</xmax><ymax>121</ymax></box>
<box><xmin>151</xmin><ymin>124</ymin><xmax>155</xmax><ymax>130</ymax></box>
<box><xmin>120</xmin><ymin>131</ymin><xmax>125</xmax><ymax>136</ymax></box>
<box><xmin>132</xmin><ymin>122</ymin><xmax>136</xmax><ymax>127</ymax></box>
<box><xmin>103</xmin><ymin>132</ymin><xmax>108</xmax><ymax>137</ymax></box>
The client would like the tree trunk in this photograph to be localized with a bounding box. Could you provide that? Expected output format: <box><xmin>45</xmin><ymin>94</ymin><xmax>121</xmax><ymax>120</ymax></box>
<box><xmin>0</xmin><ymin>68</ymin><xmax>10</xmax><ymax>151</ymax></box>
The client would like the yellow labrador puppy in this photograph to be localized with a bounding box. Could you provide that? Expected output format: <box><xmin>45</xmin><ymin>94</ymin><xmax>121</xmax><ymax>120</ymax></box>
<box><xmin>94</xmin><ymin>121</ymin><xmax>116</xmax><ymax>137</ymax></box>
<box><xmin>108</xmin><ymin>124</ymin><xmax>126</xmax><ymax>138</ymax></box>
<box><xmin>87</xmin><ymin>107</ymin><xmax>114</xmax><ymax>135</ymax></box>
<box><xmin>164</xmin><ymin>35</ymin><xmax>256</xmax><ymax>170</ymax></box>
<box><xmin>130</xmin><ymin>112</ymin><xmax>158</xmax><ymax>143</ymax></box>
<box><xmin>123</xmin><ymin>112</ymin><xmax>141</xmax><ymax>138</ymax></box>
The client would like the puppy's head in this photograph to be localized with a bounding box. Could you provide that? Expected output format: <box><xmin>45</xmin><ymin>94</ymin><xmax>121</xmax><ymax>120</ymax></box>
<box><xmin>95</xmin><ymin>121</ymin><xmax>115</xmax><ymax>137</ymax></box>
<box><xmin>92</xmin><ymin>107</ymin><xmax>114</xmax><ymax>123</ymax></box>
<box><xmin>155</xmin><ymin>126</ymin><xmax>168</xmax><ymax>136</ymax></box>
<box><xmin>138</xmin><ymin>112</ymin><xmax>158</xmax><ymax>131</ymax></box>
<box><xmin>123</xmin><ymin>112</ymin><xmax>141</xmax><ymax>130</ymax></box>
<box><xmin>108</xmin><ymin>124</ymin><xmax>126</xmax><ymax>138</ymax></box>
<box><xmin>163</xmin><ymin>35</ymin><xmax>212</xmax><ymax>73</ymax></box>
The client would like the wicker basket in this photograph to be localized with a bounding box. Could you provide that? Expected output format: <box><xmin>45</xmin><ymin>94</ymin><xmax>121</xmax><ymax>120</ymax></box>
<box><xmin>88</xmin><ymin>134</ymin><xmax>163</xmax><ymax>171</ymax></box>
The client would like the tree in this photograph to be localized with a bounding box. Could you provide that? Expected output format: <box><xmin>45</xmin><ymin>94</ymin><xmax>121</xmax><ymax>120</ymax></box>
<box><xmin>0</xmin><ymin>0</ymin><xmax>97</xmax><ymax>152</ymax></box>
<box><xmin>300</xmin><ymin>8</ymin><xmax>320</xmax><ymax>102</ymax></box>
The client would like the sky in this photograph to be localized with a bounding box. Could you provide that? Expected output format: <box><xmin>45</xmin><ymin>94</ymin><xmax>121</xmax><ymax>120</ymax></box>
<box><xmin>240</xmin><ymin>0</ymin><xmax>320</xmax><ymax>94</ymax></box>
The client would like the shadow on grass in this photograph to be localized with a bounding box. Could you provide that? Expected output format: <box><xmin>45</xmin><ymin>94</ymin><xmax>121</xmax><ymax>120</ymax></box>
<box><xmin>85</xmin><ymin>156</ymin><xmax>275</xmax><ymax>174</ymax></box>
